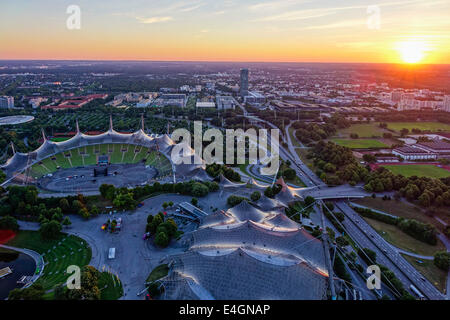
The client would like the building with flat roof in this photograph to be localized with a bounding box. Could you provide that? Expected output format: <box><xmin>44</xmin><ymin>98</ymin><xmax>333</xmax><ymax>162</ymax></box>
<box><xmin>0</xmin><ymin>96</ymin><xmax>14</xmax><ymax>109</ymax></box>
<box><xmin>196</xmin><ymin>101</ymin><xmax>216</xmax><ymax>109</ymax></box>
<box><xmin>216</xmin><ymin>96</ymin><xmax>237</xmax><ymax>110</ymax></box>
<box><xmin>244</xmin><ymin>91</ymin><xmax>266</xmax><ymax>106</ymax></box>
<box><xmin>154</xmin><ymin>94</ymin><xmax>187</xmax><ymax>108</ymax></box>
<box><xmin>443</xmin><ymin>95</ymin><xmax>450</xmax><ymax>112</ymax></box>
<box><xmin>392</xmin><ymin>146</ymin><xmax>436</xmax><ymax>160</ymax></box>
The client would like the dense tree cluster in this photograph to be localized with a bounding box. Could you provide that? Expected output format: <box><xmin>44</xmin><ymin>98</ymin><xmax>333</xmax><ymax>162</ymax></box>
<box><xmin>206</xmin><ymin>163</ymin><xmax>241</xmax><ymax>182</ymax></box>
<box><xmin>54</xmin><ymin>266</ymin><xmax>102</xmax><ymax>300</ymax></box>
<box><xmin>353</xmin><ymin>206</ymin><xmax>437</xmax><ymax>245</ymax></box>
<box><xmin>364</xmin><ymin>167</ymin><xmax>450</xmax><ymax>208</ymax></box>
<box><xmin>250</xmin><ymin>191</ymin><xmax>261</xmax><ymax>202</ymax></box>
<box><xmin>145</xmin><ymin>212</ymin><xmax>179</xmax><ymax>248</ymax></box>
<box><xmin>309</xmin><ymin>141</ymin><xmax>369</xmax><ymax>186</ymax></box>
<box><xmin>0</xmin><ymin>215</ymin><xmax>19</xmax><ymax>231</ymax></box>
<box><xmin>100</xmin><ymin>180</ymin><xmax>219</xmax><ymax>211</ymax></box>
<box><xmin>264</xmin><ymin>184</ymin><xmax>282</xmax><ymax>198</ymax></box>
<box><xmin>8</xmin><ymin>283</ymin><xmax>45</xmax><ymax>300</ymax></box>
<box><xmin>292</xmin><ymin>114</ymin><xmax>350</xmax><ymax>145</ymax></box>
<box><xmin>227</xmin><ymin>195</ymin><xmax>248</xmax><ymax>207</ymax></box>
<box><xmin>433</xmin><ymin>251</ymin><xmax>450</xmax><ymax>271</ymax></box>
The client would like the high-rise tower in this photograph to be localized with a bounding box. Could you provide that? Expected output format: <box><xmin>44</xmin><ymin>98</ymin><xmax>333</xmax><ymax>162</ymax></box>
<box><xmin>240</xmin><ymin>68</ymin><xmax>249</xmax><ymax>98</ymax></box>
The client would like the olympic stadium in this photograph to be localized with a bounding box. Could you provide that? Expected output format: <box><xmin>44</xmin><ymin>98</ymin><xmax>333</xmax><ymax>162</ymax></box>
<box><xmin>0</xmin><ymin>116</ymin><xmax>208</xmax><ymax>192</ymax></box>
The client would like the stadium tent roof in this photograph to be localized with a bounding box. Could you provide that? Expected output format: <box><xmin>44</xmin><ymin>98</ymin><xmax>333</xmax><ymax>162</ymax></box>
<box><xmin>162</xmin><ymin>195</ymin><xmax>328</xmax><ymax>300</ymax></box>
<box><xmin>245</xmin><ymin>177</ymin><xmax>270</xmax><ymax>189</ymax></box>
<box><xmin>262</xmin><ymin>213</ymin><xmax>300</xmax><ymax>230</ymax></box>
<box><xmin>274</xmin><ymin>178</ymin><xmax>304</xmax><ymax>204</ymax></box>
<box><xmin>161</xmin><ymin>248</ymin><xmax>328</xmax><ymax>300</ymax></box>
<box><xmin>0</xmin><ymin>118</ymin><xmax>206</xmax><ymax>182</ymax></box>
<box><xmin>255</xmin><ymin>195</ymin><xmax>287</xmax><ymax>211</ymax></box>
<box><xmin>218</xmin><ymin>174</ymin><xmax>246</xmax><ymax>188</ymax></box>
<box><xmin>227</xmin><ymin>200</ymin><xmax>269</xmax><ymax>223</ymax></box>
<box><xmin>187</xmin><ymin>220</ymin><xmax>326</xmax><ymax>272</ymax></box>
<box><xmin>199</xmin><ymin>210</ymin><xmax>236</xmax><ymax>229</ymax></box>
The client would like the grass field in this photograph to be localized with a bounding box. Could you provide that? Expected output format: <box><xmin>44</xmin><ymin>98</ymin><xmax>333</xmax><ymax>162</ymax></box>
<box><xmin>401</xmin><ymin>254</ymin><xmax>447</xmax><ymax>293</ymax></box>
<box><xmin>6</xmin><ymin>230</ymin><xmax>92</xmax><ymax>292</ymax></box>
<box><xmin>50</xmin><ymin>137</ymin><xmax>70</xmax><ymax>142</ymax></box>
<box><xmin>288</xmin><ymin>127</ymin><xmax>301</xmax><ymax>147</ymax></box>
<box><xmin>146</xmin><ymin>264</ymin><xmax>169</xmax><ymax>283</ymax></box>
<box><xmin>338</xmin><ymin>123</ymin><xmax>388</xmax><ymax>138</ymax></box>
<box><xmin>331</xmin><ymin>138</ymin><xmax>389</xmax><ymax>149</ymax></box>
<box><xmin>381</xmin><ymin>164</ymin><xmax>450</xmax><ymax>179</ymax></box>
<box><xmin>98</xmin><ymin>271</ymin><xmax>123</xmax><ymax>300</ymax></box>
<box><xmin>353</xmin><ymin>197</ymin><xmax>450</xmax><ymax>231</ymax></box>
<box><xmin>362</xmin><ymin>217</ymin><xmax>446</xmax><ymax>256</ymax></box>
<box><xmin>386</xmin><ymin>122</ymin><xmax>450</xmax><ymax>133</ymax></box>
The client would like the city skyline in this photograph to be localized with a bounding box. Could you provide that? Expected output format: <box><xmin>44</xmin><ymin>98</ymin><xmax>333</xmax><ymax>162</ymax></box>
<box><xmin>1</xmin><ymin>0</ymin><xmax>449</xmax><ymax>64</ymax></box>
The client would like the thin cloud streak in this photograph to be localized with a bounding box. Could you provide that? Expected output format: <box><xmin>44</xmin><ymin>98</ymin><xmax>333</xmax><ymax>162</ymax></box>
<box><xmin>136</xmin><ymin>16</ymin><xmax>173</xmax><ymax>24</ymax></box>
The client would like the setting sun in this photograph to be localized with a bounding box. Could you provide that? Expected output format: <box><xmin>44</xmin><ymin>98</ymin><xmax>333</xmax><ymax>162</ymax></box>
<box><xmin>397</xmin><ymin>41</ymin><xmax>428</xmax><ymax>64</ymax></box>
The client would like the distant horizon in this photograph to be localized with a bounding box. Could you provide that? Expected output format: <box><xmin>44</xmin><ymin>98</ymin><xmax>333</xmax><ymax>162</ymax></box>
<box><xmin>1</xmin><ymin>58</ymin><xmax>449</xmax><ymax>66</ymax></box>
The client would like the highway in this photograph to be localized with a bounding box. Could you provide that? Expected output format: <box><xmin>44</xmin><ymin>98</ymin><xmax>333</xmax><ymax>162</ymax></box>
<box><xmin>335</xmin><ymin>201</ymin><xmax>444</xmax><ymax>300</ymax></box>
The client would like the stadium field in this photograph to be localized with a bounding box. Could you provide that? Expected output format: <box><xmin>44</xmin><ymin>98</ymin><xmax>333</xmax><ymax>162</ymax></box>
<box><xmin>27</xmin><ymin>144</ymin><xmax>173</xmax><ymax>179</ymax></box>
<box><xmin>122</xmin><ymin>145</ymin><xmax>135</xmax><ymax>163</ymax></box>
<box><xmin>132</xmin><ymin>147</ymin><xmax>147</xmax><ymax>164</ymax></box>
<box><xmin>70</xmin><ymin>149</ymin><xmax>83</xmax><ymax>167</ymax></box>
<box><xmin>83</xmin><ymin>145</ymin><xmax>97</xmax><ymax>166</ymax></box>
<box><xmin>110</xmin><ymin>144</ymin><xmax>123</xmax><ymax>163</ymax></box>
<box><xmin>54</xmin><ymin>153</ymin><xmax>71</xmax><ymax>169</ymax></box>
<box><xmin>381</xmin><ymin>164</ymin><xmax>450</xmax><ymax>178</ymax></box>
<box><xmin>331</xmin><ymin>138</ymin><xmax>389</xmax><ymax>149</ymax></box>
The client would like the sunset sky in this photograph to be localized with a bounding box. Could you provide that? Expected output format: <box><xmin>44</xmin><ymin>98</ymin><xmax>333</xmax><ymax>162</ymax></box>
<box><xmin>1</xmin><ymin>0</ymin><xmax>449</xmax><ymax>64</ymax></box>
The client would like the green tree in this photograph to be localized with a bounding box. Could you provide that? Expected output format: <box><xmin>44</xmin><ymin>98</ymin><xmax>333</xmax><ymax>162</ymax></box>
<box><xmin>59</xmin><ymin>198</ymin><xmax>70</xmax><ymax>212</ymax></box>
<box><xmin>90</xmin><ymin>205</ymin><xmax>99</xmax><ymax>216</ymax></box>
<box><xmin>39</xmin><ymin>220</ymin><xmax>62</xmax><ymax>240</ymax></box>
<box><xmin>250</xmin><ymin>191</ymin><xmax>261</xmax><ymax>202</ymax></box>
<box><xmin>9</xmin><ymin>284</ymin><xmax>45</xmax><ymax>300</ymax></box>
<box><xmin>150</xmin><ymin>214</ymin><xmax>163</xmax><ymax>234</ymax></box>
<box><xmin>283</xmin><ymin>168</ymin><xmax>296</xmax><ymax>180</ymax></box>
<box><xmin>0</xmin><ymin>215</ymin><xmax>19</xmax><ymax>231</ymax></box>
<box><xmin>434</xmin><ymin>251</ymin><xmax>450</xmax><ymax>271</ymax></box>
<box><xmin>154</xmin><ymin>231</ymin><xmax>170</xmax><ymax>248</ymax></box>
<box><xmin>62</xmin><ymin>216</ymin><xmax>72</xmax><ymax>228</ymax></box>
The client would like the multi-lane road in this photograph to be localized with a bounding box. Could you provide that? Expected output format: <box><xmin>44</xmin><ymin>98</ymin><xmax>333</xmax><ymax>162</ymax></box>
<box><xmin>335</xmin><ymin>201</ymin><xmax>444</xmax><ymax>300</ymax></box>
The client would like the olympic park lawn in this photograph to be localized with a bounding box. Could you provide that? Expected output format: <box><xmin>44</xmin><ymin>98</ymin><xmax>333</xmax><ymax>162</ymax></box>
<box><xmin>98</xmin><ymin>271</ymin><xmax>124</xmax><ymax>300</ymax></box>
<box><xmin>338</xmin><ymin>123</ymin><xmax>388</xmax><ymax>138</ymax></box>
<box><xmin>385</xmin><ymin>122</ymin><xmax>450</xmax><ymax>133</ymax></box>
<box><xmin>6</xmin><ymin>230</ymin><xmax>92</xmax><ymax>294</ymax></box>
<box><xmin>381</xmin><ymin>164</ymin><xmax>450</xmax><ymax>179</ymax></box>
<box><xmin>331</xmin><ymin>138</ymin><xmax>389</xmax><ymax>149</ymax></box>
<box><xmin>337</xmin><ymin>122</ymin><xmax>450</xmax><ymax>138</ymax></box>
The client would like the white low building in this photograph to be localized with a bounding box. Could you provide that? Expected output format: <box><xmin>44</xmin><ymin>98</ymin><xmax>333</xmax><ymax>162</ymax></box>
<box><xmin>196</xmin><ymin>101</ymin><xmax>216</xmax><ymax>109</ymax></box>
<box><xmin>392</xmin><ymin>146</ymin><xmax>436</xmax><ymax>160</ymax></box>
